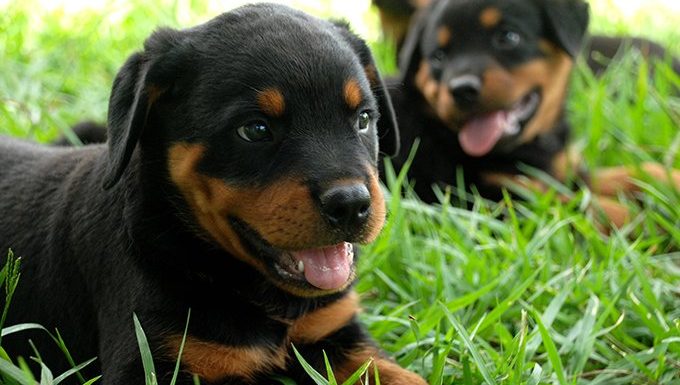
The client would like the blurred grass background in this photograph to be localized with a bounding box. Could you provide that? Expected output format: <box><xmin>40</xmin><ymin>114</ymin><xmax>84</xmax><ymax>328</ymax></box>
<box><xmin>1</xmin><ymin>1</ymin><xmax>680</xmax><ymax>384</ymax></box>
<box><xmin>1</xmin><ymin>0</ymin><xmax>680</xmax><ymax>141</ymax></box>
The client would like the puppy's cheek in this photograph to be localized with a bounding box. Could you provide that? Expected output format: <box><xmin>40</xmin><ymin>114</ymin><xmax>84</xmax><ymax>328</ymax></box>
<box><xmin>515</xmin><ymin>51</ymin><xmax>573</xmax><ymax>142</ymax></box>
<box><xmin>362</xmin><ymin>168</ymin><xmax>386</xmax><ymax>243</ymax></box>
<box><xmin>234</xmin><ymin>180</ymin><xmax>329</xmax><ymax>249</ymax></box>
<box><xmin>436</xmin><ymin>83</ymin><xmax>456</xmax><ymax>124</ymax></box>
<box><xmin>415</xmin><ymin>61</ymin><xmax>440</xmax><ymax>109</ymax></box>
<box><xmin>167</xmin><ymin>144</ymin><xmax>328</xmax><ymax>263</ymax></box>
<box><xmin>481</xmin><ymin>68</ymin><xmax>517</xmax><ymax>108</ymax></box>
<box><xmin>167</xmin><ymin>143</ymin><xmax>264</xmax><ymax>270</ymax></box>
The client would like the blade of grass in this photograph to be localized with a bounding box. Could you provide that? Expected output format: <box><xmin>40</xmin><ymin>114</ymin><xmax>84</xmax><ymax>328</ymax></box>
<box><xmin>133</xmin><ymin>313</ymin><xmax>157</xmax><ymax>385</ymax></box>
<box><xmin>170</xmin><ymin>309</ymin><xmax>191</xmax><ymax>385</ymax></box>
<box><xmin>441</xmin><ymin>303</ymin><xmax>497</xmax><ymax>385</ymax></box>
<box><xmin>527</xmin><ymin>308</ymin><xmax>567</xmax><ymax>385</ymax></box>
<box><xmin>291</xmin><ymin>344</ymin><xmax>329</xmax><ymax>385</ymax></box>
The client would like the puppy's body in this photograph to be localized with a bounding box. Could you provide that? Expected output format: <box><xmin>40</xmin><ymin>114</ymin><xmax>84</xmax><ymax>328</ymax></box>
<box><xmin>0</xmin><ymin>5</ymin><xmax>424</xmax><ymax>385</ymax></box>
<box><xmin>386</xmin><ymin>83</ymin><xmax>569</xmax><ymax>202</ymax></box>
<box><xmin>383</xmin><ymin>0</ymin><xmax>680</xmax><ymax>211</ymax></box>
<box><xmin>387</xmin><ymin>0</ymin><xmax>587</xmax><ymax>202</ymax></box>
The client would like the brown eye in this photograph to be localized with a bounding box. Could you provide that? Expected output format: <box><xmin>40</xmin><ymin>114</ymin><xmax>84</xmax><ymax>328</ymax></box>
<box><xmin>494</xmin><ymin>29</ymin><xmax>521</xmax><ymax>50</ymax></box>
<box><xmin>357</xmin><ymin>112</ymin><xmax>371</xmax><ymax>132</ymax></box>
<box><xmin>237</xmin><ymin>121</ymin><xmax>272</xmax><ymax>142</ymax></box>
<box><xmin>431</xmin><ymin>49</ymin><xmax>446</xmax><ymax>69</ymax></box>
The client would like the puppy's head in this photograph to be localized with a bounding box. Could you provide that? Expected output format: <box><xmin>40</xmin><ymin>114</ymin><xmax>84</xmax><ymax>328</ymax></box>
<box><xmin>401</xmin><ymin>0</ymin><xmax>589</xmax><ymax>156</ymax></box>
<box><xmin>101</xmin><ymin>4</ymin><xmax>398</xmax><ymax>297</ymax></box>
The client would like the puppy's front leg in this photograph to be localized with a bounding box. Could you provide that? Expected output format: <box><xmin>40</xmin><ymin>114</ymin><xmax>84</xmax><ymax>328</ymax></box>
<box><xmin>288</xmin><ymin>291</ymin><xmax>427</xmax><ymax>385</ymax></box>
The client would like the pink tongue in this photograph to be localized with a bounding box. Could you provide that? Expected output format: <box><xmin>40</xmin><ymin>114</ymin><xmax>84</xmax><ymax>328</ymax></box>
<box><xmin>458</xmin><ymin>111</ymin><xmax>508</xmax><ymax>157</ymax></box>
<box><xmin>290</xmin><ymin>243</ymin><xmax>351</xmax><ymax>290</ymax></box>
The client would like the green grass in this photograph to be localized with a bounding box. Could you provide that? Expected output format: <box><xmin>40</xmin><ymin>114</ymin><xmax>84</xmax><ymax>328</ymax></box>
<box><xmin>2</xmin><ymin>0</ymin><xmax>680</xmax><ymax>384</ymax></box>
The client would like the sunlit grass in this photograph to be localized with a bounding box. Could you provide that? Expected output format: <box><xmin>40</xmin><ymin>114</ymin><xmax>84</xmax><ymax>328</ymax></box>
<box><xmin>1</xmin><ymin>0</ymin><xmax>680</xmax><ymax>384</ymax></box>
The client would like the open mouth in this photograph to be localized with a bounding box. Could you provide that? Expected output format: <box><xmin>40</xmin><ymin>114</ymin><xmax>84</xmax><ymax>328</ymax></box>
<box><xmin>230</xmin><ymin>218</ymin><xmax>355</xmax><ymax>292</ymax></box>
<box><xmin>457</xmin><ymin>89</ymin><xmax>541</xmax><ymax>157</ymax></box>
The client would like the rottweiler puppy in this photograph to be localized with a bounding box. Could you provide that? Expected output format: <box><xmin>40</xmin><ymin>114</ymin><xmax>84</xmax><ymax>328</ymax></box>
<box><xmin>388</xmin><ymin>0</ymin><xmax>590</xmax><ymax>202</ymax></box>
<box><xmin>383</xmin><ymin>0</ymin><xmax>680</xmax><ymax>222</ymax></box>
<box><xmin>0</xmin><ymin>4</ymin><xmax>427</xmax><ymax>385</ymax></box>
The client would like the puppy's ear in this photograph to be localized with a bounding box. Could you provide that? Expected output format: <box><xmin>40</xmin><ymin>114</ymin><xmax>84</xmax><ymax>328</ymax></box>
<box><xmin>333</xmin><ymin>21</ymin><xmax>400</xmax><ymax>157</ymax></box>
<box><xmin>103</xmin><ymin>28</ymin><xmax>189</xmax><ymax>189</ymax></box>
<box><xmin>538</xmin><ymin>0</ymin><xmax>590</xmax><ymax>57</ymax></box>
<box><xmin>398</xmin><ymin>5</ymin><xmax>430</xmax><ymax>83</ymax></box>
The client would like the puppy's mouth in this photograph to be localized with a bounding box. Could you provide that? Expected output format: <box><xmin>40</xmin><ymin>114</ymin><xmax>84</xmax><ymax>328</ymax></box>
<box><xmin>457</xmin><ymin>89</ymin><xmax>541</xmax><ymax>157</ymax></box>
<box><xmin>230</xmin><ymin>218</ymin><xmax>355</xmax><ymax>293</ymax></box>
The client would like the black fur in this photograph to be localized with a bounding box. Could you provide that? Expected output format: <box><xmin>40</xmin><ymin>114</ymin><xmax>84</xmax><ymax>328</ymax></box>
<box><xmin>0</xmin><ymin>4</ymin><xmax>422</xmax><ymax>385</ymax></box>
<box><xmin>381</xmin><ymin>0</ymin><xmax>680</xmax><ymax>203</ymax></box>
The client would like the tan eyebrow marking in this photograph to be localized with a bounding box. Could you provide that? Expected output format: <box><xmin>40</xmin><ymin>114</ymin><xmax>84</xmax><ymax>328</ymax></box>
<box><xmin>343</xmin><ymin>78</ymin><xmax>363</xmax><ymax>110</ymax></box>
<box><xmin>480</xmin><ymin>7</ymin><xmax>502</xmax><ymax>29</ymax></box>
<box><xmin>257</xmin><ymin>88</ymin><xmax>286</xmax><ymax>117</ymax></box>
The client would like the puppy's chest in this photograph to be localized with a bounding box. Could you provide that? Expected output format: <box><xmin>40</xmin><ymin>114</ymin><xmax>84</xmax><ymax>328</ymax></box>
<box><xmin>165</xmin><ymin>292</ymin><xmax>359</xmax><ymax>382</ymax></box>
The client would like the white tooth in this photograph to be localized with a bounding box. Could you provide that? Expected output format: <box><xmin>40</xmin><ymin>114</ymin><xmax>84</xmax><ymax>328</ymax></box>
<box><xmin>504</xmin><ymin>114</ymin><xmax>520</xmax><ymax>135</ymax></box>
<box><xmin>296</xmin><ymin>260</ymin><xmax>305</xmax><ymax>273</ymax></box>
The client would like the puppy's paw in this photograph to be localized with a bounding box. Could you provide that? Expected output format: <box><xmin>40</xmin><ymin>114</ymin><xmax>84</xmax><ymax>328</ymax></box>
<box><xmin>336</xmin><ymin>351</ymin><xmax>427</xmax><ymax>385</ymax></box>
<box><xmin>373</xmin><ymin>359</ymin><xmax>428</xmax><ymax>385</ymax></box>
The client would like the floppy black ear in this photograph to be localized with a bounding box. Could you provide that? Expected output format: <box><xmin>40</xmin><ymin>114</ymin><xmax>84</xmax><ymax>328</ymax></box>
<box><xmin>102</xmin><ymin>28</ymin><xmax>188</xmax><ymax>189</ymax></box>
<box><xmin>102</xmin><ymin>52</ymin><xmax>150</xmax><ymax>189</ymax></box>
<box><xmin>538</xmin><ymin>0</ymin><xmax>590</xmax><ymax>57</ymax></box>
<box><xmin>398</xmin><ymin>5</ymin><xmax>429</xmax><ymax>84</ymax></box>
<box><xmin>333</xmin><ymin>21</ymin><xmax>400</xmax><ymax>157</ymax></box>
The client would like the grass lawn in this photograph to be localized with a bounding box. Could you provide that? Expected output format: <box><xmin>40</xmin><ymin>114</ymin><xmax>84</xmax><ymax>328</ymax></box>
<box><xmin>1</xmin><ymin>0</ymin><xmax>680</xmax><ymax>384</ymax></box>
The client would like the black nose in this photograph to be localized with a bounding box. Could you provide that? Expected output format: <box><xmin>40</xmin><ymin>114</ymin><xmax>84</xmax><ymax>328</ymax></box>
<box><xmin>320</xmin><ymin>184</ymin><xmax>371</xmax><ymax>232</ymax></box>
<box><xmin>449</xmin><ymin>75</ymin><xmax>481</xmax><ymax>110</ymax></box>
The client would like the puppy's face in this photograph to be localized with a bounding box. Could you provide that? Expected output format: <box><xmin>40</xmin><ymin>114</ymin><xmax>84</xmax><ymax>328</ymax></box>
<box><xmin>403</xmin><ymin>0</ymin><xmax>588</xmax><ymax>157</ymax></box>
<box><xmin>103</xmin><ymin>4</ymin><xmax>398</xmax><ymax>297</ymax></box>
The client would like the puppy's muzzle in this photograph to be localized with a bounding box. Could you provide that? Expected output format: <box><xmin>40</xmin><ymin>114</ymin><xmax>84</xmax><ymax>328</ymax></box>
<box><xmin>319</xmin><ymin>184</ymin><xmax>372</xmax><ymax>234</ymax></box>
<box><xmin>449</xmin><ymin>75</ymin><xmax>482</xmax><ymax>110</ymax></box>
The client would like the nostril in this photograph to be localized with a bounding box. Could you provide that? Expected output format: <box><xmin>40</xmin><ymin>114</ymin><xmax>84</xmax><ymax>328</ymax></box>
<box><xmin>449</xmin><ymin>75</ymin><xmax>482</xmax><ymax>108</ymax></box>
<box><xmin>357</xmin><ymin>202</ymin><xmax>370</xmax><ymax>218</ymax></box>
<box><xmin>320</xmin><ymin>184</ymin><xmax>371</xmax><ymax>229</ymax></box>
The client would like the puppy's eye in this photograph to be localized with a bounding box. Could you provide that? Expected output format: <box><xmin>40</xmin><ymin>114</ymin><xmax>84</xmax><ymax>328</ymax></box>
<box><xmin>493</xmin><ymin>29</ymin><xmax>522</xmax><ymax>50</ymax></box>
<box><xmin>356</xmin><ymin>112</ymin><xmax>371</xmax><ymax>132</ymax></box>
<box><xmin>237</xmin><ymin>121</ymin><xmax>272</xmax><ymax>142</ymax></box>
<box><xmin>430</xmin><ymin>49</ymin><xmax>446</xmax><ymax>69</ymax></box>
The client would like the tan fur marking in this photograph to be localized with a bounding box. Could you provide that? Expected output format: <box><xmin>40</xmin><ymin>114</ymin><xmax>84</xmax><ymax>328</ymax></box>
<box><xmin>592</xmin><ymin>162</ymin><xmax>680</xmax><ymax>197</ymax></box>
<box><xmin>165</xmin><ymin>336</ymin><xmax>287</xmax><ymax>383</ymax></box>
<box><xmin>289</xmin><ymin>291</ymin><xmax>360</xmax><ymax>343</ymax></box>
<box><xmin>481</xmin><ymin>172</ymin><xmax>548</xmax><ymax>193</ymax></box>
<box><xmin>592</xmin><ymin>196</ymin><xmax>630</xmax><ymax>230</ymax></box>
<box><xmin>366</xmin><ymin>168</ymin><xmax>387</xmax><ymax>242</ymax></box>
<box><xmin>257</xmin><ymin>88</ymin><xmax>286</xmax><ymax>117</ymax></box>
<box><xmin>415</xmin><ymin>61</ymin><xmax>438</xmax><ymax>107</ymax></box>
<box><xmin>480</xmin><ymin>7</ymin><xmax>502</xmax><ymax>29</ymax></box>
<box><xmin>344</xmin><ymin>79</ymin><xmax>363</xmax><ymax>110</ymax></box>
<box><xmin>167</xmin><ymin>144</ymin><xmax>387</xmax><ymax>296</ymax></box>
<box><xmin>551</xmin><ymin>147</ymin><xmax>583</xmax><ymax>183</ymax></box>
<box><xmin>416</xmin><ymin>37</ymin><xmax>573</xmax><ymax>139</ymax></box>
<box><xmin>514</xmin><ymin>52</ymin><xmax>573</xmax><ymax>143</ymax></box>
<box><xmin>437</xmin><ymin>26</ymin><xmax>451</xmax><ymax>47</ymax></box>
<box><xmin>167</xmin><ymin>144</ymin><xmax>262</xmax><ymax>271</ymax></box>
<box><xmin>334</xmin><ymin>347</ymin><xmax>427</xmax><ymax>385</ymax></box>
<box><xmin>481</xmin><ymin>171</ymin><xmax>633</xmax><ymax>229</ymax></box>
